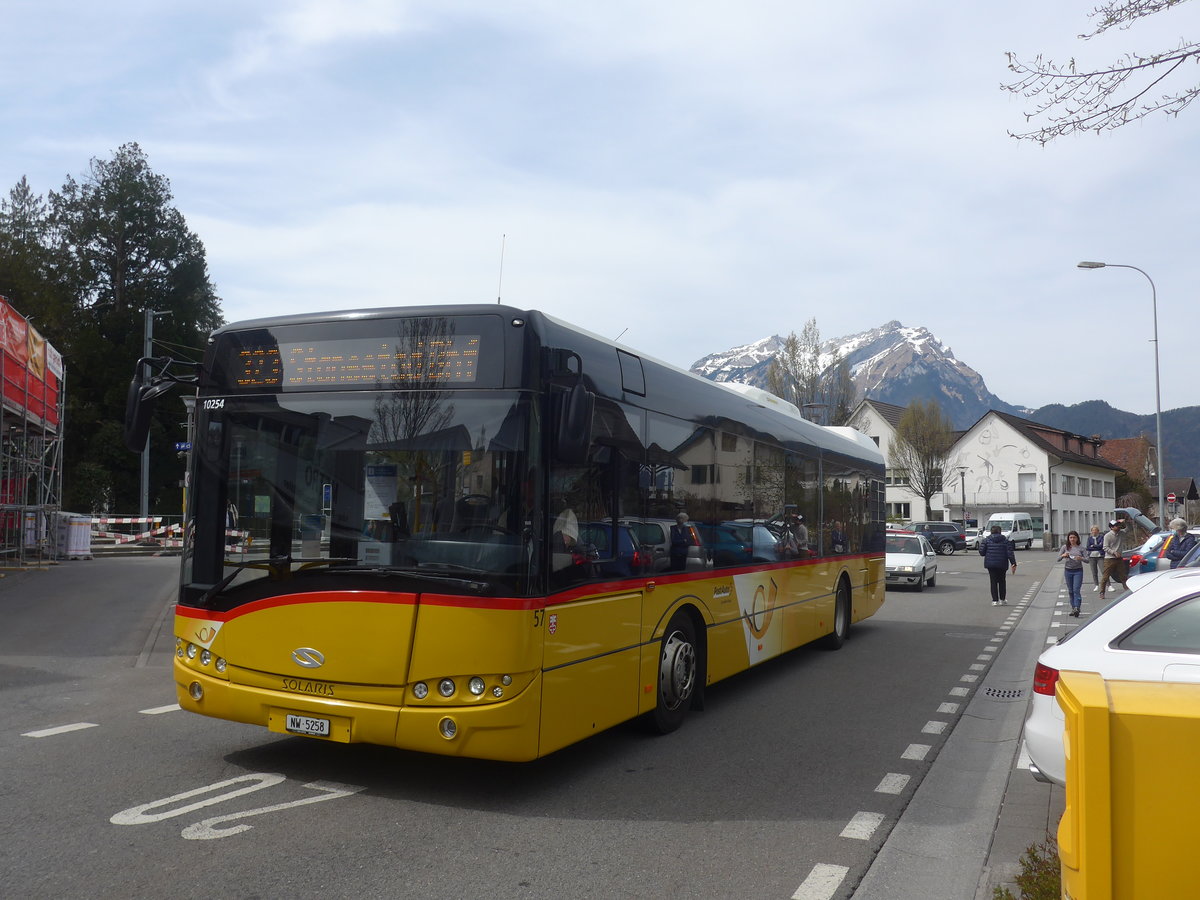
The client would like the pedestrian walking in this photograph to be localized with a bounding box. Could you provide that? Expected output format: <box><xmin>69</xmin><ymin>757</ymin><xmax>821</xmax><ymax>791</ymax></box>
<box><xmin>1099</xmin><ymin>519</ymin><xmax>1128</xmax><ymax>600</ymax></box>
<box><xmin>1085</xmin><ymin>525</ymin><xmax>1104</xmax><ymax>592</ymax></box>
<box><xmin>1059</xmin><ymin>530</ymin><xmax>1086</xmax><ymax>616</ymax></box>
<box><xmin>1164</xmin><ymin>517</ymin><xmax>1197</xmax><ymax>569</ymax></box>
<box><xmin>979</xmin><ymin>523</ymin><xmax>1017</xmax><ymax>605</ymax></box>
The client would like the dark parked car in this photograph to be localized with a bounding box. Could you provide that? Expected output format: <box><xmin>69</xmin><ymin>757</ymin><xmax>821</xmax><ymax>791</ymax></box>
<box><xmin>909</xmin><ymin>521</ymin><xmax>967</xmax><ymax>555</ymax></box>
<box><xmin>720</xmin><ymin>521</ymin><xmax>783</xmax><ymax>562</ymax></box>
<box><xmin>694</xmin><ymin>523</ymin><xmax>754</xmax><ymax>568</ymax></box>
<box><xmin>578</xmin><ymin>522</ymin><xmax>654</xmax><ymax>577</ymax></box>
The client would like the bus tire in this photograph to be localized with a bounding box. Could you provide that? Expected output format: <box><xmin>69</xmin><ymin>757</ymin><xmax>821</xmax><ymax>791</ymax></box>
<box><xmin>821</xmin><ymin>579</ymin><xmax>852</xmax><ymax>650</ymax></box>
<box><xmin>652</xmin><ymin>611</ymin><xmax>699</xmax><ymax>734</ymax></box>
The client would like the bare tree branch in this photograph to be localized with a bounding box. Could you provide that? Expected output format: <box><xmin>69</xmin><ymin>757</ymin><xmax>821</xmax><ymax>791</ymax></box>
<box><xmin>1003</xmin><ymin>0</ymin><xmax>1200</xmax><ymax>142</ymax></box>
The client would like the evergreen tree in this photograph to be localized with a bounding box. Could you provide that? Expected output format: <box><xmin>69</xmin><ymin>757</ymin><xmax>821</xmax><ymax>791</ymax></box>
<box><xmin>0</xmin><ymin>177</ymin><xmax>72</xmax><ymax>334</ymax></box>
<box><xmin>47</xmin><ymin>143</ymin><xmax>223</xmax><ymax>513</ymax></box>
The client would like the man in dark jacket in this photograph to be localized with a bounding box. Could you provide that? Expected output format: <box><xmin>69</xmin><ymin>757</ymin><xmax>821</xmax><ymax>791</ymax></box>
<box><xmin>979</xmin><ymin>524</ymin><xmax>1017</xmax><ymax>605</ymax></box>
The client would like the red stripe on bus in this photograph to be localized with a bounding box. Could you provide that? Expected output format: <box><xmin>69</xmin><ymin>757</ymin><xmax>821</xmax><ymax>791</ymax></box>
<box><xmin>174</xmin><ymin>552</ymin><xmax>881</xmax><ymax>618</ymax></box>
<box><xmin>176</xmin><ymin>591</ymin><xmax>419</xmax><ymax>621</ymax></box>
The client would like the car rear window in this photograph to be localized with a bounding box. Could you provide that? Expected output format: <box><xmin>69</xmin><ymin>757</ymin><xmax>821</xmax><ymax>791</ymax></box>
<box><xmin>628</xmin><ymin>523</ymin><xmax>664</xmax><ymax>545</ymax></box>
<box><xmin>1116</xmin><ymin>595</ymin><xmax>1200</xmax><ymax>654</ymax></box>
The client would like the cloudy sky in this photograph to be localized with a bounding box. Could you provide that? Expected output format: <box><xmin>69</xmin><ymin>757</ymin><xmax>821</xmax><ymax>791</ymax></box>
<box><xmin>4</xmin><ymin>0</ymin><xmax>1198</xmax><ymax>415</ymax></box>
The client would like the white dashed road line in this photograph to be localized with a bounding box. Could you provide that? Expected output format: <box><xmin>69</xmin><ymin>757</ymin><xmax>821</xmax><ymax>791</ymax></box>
<box><xmin>874</xmin><ymin>773</ymin><xmax>910</xmax><ymax>795</ymax></box>
<box><xmin>902</xmin><ymin>743</ymin><xmax>931</xmax><ymax>761</ymax></box>
<box><xmin>22</xmin><ymin>722</ymin><xmax>98</xmax><ymax>738</ymax></box>
<box><xmin>139</xmin><ymin>704</ymin><xmax>181</xmax><ymax>715</ymax></box>
<box><xmin>792</xmin><ymin>863</ymin><xmax>849</xmax><ymax>900</ymax></box>
<box><xmin>840</xmin><ymin>811</ymin><xmax>885</xmax><ymax>840</ymax></box>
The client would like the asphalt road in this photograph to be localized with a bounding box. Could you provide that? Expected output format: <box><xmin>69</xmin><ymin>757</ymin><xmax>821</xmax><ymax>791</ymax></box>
<box><xmin>0</xmin><ymin>550</ymin><xmax>1056</xmax><ymax>899</ymax></box>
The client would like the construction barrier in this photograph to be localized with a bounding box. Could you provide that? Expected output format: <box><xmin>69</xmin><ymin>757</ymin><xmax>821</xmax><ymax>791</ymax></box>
<box><xmin>1057</xmin><ymin>670</ymin><xmax>1200</xmax><ymax>898</ymax></box>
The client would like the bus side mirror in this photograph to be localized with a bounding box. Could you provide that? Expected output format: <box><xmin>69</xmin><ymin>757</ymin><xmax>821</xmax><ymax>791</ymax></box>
<box><xmin>123</xmin><ymin>366</ymin><xmax>153</xmax><ymax>452</ymax></box>
<box><xmin>123</xmin><ymin>363</ymin><xmax>180</xmax><ymax>453</ymax></box>
<box><xmin>555</xmin><ymin>382</ymin><xmax>594</xmax><ymax>464</ymax></box>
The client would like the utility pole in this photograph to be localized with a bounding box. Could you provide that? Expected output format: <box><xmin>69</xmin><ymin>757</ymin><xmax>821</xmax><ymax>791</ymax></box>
<box><xmin>140</xmin><ymin>308</ymin><xmax>170</xmax><ymax>519</ymax></box>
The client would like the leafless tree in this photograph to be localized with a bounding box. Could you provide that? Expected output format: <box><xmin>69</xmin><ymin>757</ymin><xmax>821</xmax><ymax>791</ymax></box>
<box><xmin>890</xmin><ymin>400</ymin><xmax>955</xmax><ymax>520</ymax></box>
<box><xmin>1003</xmin><ymin>0</ymin><xmax>1200</xmax><ymax>143</ymax></box>
<box><xmin>767</xmin><ymin>318</ymin><xmax>856</xmax><ymax>424</ymax></box>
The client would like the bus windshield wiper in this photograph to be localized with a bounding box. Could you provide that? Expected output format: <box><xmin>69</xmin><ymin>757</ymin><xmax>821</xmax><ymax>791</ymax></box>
<box><xmin>196</xmin><ymin>556</ymin><xmax>359</xmax><ymax>606</ymax></box>
<box><xmin>194</xmin><ymin>555</ymin><xmax>291</xmax><ymax>607</ymax></box>
<box><xmin>337</xmin><ymin>564</ymin><xmax>492</xmax><ymax>593</ymax></box>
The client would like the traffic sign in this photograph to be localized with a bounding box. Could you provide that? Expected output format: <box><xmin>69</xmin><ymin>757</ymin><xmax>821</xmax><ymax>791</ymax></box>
<box><xmin>174</xmin><ymin>441</ymin><xmax>192</xmax><ymax>451</ymax></box>
<box><xmin>1167</xmin><ymin>492</ymin><xmax>1177</xmax><ymax>504</ymax></box>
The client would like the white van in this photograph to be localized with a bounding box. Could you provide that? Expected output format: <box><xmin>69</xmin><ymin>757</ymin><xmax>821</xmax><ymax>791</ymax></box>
<box><xmin>986</xmin><ymin>512</ymin><xmax>1035</xmax><ymax>550</ymax></box>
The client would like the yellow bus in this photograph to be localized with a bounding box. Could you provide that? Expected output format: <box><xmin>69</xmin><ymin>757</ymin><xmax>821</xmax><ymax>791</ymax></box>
<box><xmin>125</xmin><ymin>306</ymin><xmax>886</xmax><ymax>761</ymax></box>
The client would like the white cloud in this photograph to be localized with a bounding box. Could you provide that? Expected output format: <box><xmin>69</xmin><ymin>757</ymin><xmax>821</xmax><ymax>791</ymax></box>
<box><xmin>2</xmin><ymin>0</ymin><xmax>1200</xmax><ymax>416</ymax></box>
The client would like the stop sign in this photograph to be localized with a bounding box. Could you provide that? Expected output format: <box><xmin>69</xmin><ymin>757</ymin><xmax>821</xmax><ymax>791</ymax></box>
<box><xmin>1167</xmin><ymin>492</ymin><xmax>1178</xmax><ymax>504</ymax></box>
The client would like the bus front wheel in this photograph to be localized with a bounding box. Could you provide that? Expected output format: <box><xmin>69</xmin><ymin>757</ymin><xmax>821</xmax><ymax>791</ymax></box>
<box><xmin>652</xmin><ymin>611</ymin><xmax>698</xmax><ymax>733</ymax></box>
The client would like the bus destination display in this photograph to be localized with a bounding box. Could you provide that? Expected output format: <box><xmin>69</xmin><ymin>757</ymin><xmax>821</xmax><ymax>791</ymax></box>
<box><xmin>234</xmin><ymin>335</ymin><xmax>480</xmax><ymax>388</ymax></box>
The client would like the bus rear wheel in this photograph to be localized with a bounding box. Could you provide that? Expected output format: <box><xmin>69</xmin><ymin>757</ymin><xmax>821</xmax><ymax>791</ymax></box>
<box><xmin>821</xmin><ymin>580</ymin><xmax>851</xmax><ymax>650</ymax></box>
<box><xmin>652</xmin><ymin>611</ymin><xmax>698</xmax><ymax>733</ymax></box>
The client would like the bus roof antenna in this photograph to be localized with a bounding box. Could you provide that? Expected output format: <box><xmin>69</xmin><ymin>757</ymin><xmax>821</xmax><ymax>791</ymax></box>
<box><xmin>496</xmin><ymin>233</ymin><xmax>506</xmax><ymax>304</ymax></box>
<box><xmin>614</xmin><ymin>327</ymin><xmax>628</xmax><ymax>342</ymax></box>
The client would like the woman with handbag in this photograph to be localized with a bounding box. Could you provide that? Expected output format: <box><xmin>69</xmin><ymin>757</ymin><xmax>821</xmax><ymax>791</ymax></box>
<box><xmin>1084</xmin><ymin>525</ymin><xmax>1104</xmax><ymax>592</ymax></box>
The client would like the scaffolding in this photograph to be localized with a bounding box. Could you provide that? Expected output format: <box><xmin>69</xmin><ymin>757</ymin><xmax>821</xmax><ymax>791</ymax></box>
<box><xmin>0</xmin><ymin>294</ymin><xmax>65</xmax><ymax>567</ymax></box>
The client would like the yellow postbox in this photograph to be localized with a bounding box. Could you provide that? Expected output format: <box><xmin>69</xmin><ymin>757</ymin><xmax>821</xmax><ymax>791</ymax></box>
<box><xmin>1057</xmin><ymin>670</ymin><xmax>1200</xmax><ymax>899</ymax></box>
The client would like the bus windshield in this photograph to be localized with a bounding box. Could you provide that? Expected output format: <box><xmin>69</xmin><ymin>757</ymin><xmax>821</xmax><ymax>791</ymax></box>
<box><xmin>184</xmin><ymin>389</ymin><xmax>539</xmax><ymax>603</ymax></box>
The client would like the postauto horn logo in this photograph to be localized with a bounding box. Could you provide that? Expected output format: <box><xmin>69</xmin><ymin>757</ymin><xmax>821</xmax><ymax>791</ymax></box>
<box><xmin>291</xmin><ymin>647</ymin><xmax>326</xmax><ymax>669</ymax></box>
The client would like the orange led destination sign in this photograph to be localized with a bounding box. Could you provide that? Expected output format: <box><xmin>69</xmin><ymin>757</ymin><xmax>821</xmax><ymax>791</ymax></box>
<box><xmin>233</xmin><ymin>335</ymin><xmax>480</xmax><ymax>388</ymax></box>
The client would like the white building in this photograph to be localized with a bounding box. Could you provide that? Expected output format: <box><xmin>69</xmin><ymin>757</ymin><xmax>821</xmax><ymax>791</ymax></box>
<box><xmin>850</xmin><ymin>400</ymin><xmax>1124</xmax><ymax>541</ymax></box>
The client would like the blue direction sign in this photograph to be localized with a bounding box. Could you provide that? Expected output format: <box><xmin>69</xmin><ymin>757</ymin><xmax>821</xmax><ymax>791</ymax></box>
<box><xmin>175</xmin><ymin>441</ymin><xmax>193</xmax><ymax>451</ymax></box>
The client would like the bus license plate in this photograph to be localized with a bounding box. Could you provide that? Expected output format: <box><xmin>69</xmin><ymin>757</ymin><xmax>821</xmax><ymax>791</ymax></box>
<box><xmin>285</xmin><ymin>714</ymin><xmax>330</xmax><ymax>737</ymax></box>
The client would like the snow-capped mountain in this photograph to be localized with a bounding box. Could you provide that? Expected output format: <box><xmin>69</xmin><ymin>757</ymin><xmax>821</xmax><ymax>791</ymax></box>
<box><xmin>690</xmin><ymin>335</ymin><xmax>786</xmax><ymax>385</ymax></box>
<box><xmin>690</xmin><ymin>320</ymin><xmax>1021</xmax><ymax>428</ymax></box>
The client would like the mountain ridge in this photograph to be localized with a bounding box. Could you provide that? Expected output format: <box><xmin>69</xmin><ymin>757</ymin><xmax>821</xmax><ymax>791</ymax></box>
<box><xmin>690</xmin><ymin>321</ymin><xmax>1199</xmax><ymax>478</ymax></box>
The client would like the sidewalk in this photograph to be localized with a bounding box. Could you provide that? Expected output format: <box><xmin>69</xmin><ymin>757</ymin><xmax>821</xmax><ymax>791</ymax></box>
<box><xmin>853</xmin><ymin>550</ymin><xmax>1065</xmax><ymax>899</ymax></box>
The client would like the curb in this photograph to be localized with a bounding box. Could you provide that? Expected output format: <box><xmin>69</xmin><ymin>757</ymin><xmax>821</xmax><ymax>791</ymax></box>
<box><xmin>853</xmin><ymin>555</ymin><xmax>1061</xmax><ymax>898</ymax></box>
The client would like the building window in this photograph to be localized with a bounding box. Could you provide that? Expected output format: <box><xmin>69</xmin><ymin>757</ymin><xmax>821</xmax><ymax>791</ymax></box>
<box><xmin>886</xmin><ymin>468</ymin><xmax>909</xmax><ymax>487</ymax></box>
<box><xmin>1105</xmin><ymin>482</ymin><xmax>1115</xmax><ymax>499</ymax></box>
<box><xmin>1062</xmin><ymin>475</ymin><xmax>1076</xmax><ymax>495</ymax></box>
<box><xmin>721</xmin><ymin>432</ymin><xmax>737</xmax><ymax>453</ymax></box>
<box><xmin>1092</xmin><ymin>479</ymin><xmax>1103</xmax><ymax>497</ymax></box>
<box><xmin>1078</xmin><ymin>479</ymin><xmax>1089</xmax><ymax>497</ymax></box>
<box><xmin>887</xmin><ymin>502</ymin><xmax>911</xmax><ymax>520</ymax></box>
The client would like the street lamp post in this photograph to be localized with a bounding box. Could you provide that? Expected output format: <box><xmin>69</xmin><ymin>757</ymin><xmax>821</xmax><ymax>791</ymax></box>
<box><xmin>1077</xmin><ymin>261</ymin><xmax>1165</xmax><ymax>529</ymax></box>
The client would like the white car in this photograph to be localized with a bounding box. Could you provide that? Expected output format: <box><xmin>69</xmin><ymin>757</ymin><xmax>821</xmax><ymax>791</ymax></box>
<box><xmin>885</xmin><ymin>531</ymin><xmax>937</xmax><ymax>590</ymax></box>
<box><xmin>1023</xmin><ymin>567</ymin><xmax>1200</xmax><ymax>786</ymax></box>
<box><xmin>964</xmin><ymin>527</ymin><xmax>981</xmax><ymax>549</ymax></box>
